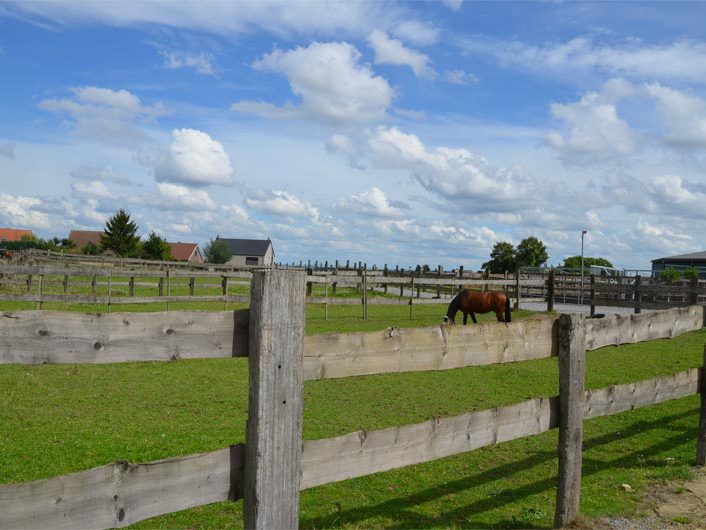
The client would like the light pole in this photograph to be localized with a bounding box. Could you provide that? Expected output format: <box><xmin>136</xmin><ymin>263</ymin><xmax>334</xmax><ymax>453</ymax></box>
<box><xmin>580</xmin><ymin>229</ymin><xmax>587</xmax><ymax>304</ymax></box>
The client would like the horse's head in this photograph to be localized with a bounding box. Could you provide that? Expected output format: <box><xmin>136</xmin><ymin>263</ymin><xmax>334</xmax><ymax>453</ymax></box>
<box><xmin>443</xmin><ymin>315</ymin><xmax>455</xmax><ymax>325</ymax></box>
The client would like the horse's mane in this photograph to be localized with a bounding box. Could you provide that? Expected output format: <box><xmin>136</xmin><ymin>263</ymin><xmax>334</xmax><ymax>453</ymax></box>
<box><xmin>445</xmin><ymin>290</ymin><xmax>466</xmax><ymax>320</ymax></box>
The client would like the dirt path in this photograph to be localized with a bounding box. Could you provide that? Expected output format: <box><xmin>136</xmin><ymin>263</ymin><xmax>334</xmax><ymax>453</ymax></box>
<box><xmin>585</xmin><ymin>467</ymin><xmax>706</xmax><ymax>530</ymax></box>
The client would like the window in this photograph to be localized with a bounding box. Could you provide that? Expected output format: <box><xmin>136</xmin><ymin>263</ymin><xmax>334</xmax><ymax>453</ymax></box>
<box><xmin>246</xmin><ymin>256</ymin><xmax>259</xmax><ymax>265</ymax></box>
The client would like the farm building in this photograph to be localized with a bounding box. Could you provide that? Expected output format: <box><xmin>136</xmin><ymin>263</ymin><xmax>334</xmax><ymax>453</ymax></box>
<box><xmin>168</xmin><ymin>242</ymin><xmax>203</xmax><ymax>263</ymax></box>
<box><xmin>651</xmin><ymin>251</ymin><xmax>706</xmax><ymax>277</ymax></box>
<box><xmin>0</xmin><ymin>228</ymin><xmax>34</xmax><ymax>241</ymax></box>
<box><xmin>68</xmin><ymin>230</ymin><xmax>104</xmax><ymax>250</ymax></box>
<box><xmin>216</xmin><ymin>237</ymin><xmax>274</xmax><ymax>266</ymax></box>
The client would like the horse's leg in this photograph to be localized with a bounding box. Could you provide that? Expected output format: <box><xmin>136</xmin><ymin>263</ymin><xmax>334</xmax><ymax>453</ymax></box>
<box><xmin>495</xmin><ymin>310</ymin><xmax>503</xmax><ymax>322</ymax></box>
<box><xmin>470</xmin><ymin>313</ymin><xmax>477</xmax><ymax>324</ymax></box>
<box><xmin>463</xmin><ymin>312</ymin><xmax>468</xmax><ymax>325</ymax></box>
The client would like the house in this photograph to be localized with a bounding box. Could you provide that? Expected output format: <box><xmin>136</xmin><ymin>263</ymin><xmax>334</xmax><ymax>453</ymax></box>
<box><xmin>216</xmin><ymin>237</ymin><xmax>274</xmax><ymax>267</ymax></box>
<box><xmin>168</xmin><ymin>242</ymin><xmax>203</xmax><ymax>263</ymax></box>
<box><xmin>68</xmin><ymin>230</ymin><xmax>104</xmax><ymax>250</ymax></box>
<box><xmin>0</xmin><ymin>228</ymin><xmax>34</xmax><ymax>242</ymax></box>
<box><xmin>651</xmin><ymin>251</ymin><xmax>706</xmax><ymax>278</ymax></box>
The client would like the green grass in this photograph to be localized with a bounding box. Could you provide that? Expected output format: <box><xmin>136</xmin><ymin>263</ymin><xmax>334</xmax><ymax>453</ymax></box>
<box><xmin>1</xmin><ymin>304</ymin><xmax>704</xmax><ymax>529</ymax></box>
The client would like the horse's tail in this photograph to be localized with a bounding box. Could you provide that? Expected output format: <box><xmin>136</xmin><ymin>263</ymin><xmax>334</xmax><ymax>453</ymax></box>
<box><xmin>504</xmin><ymin>295</ymin><xmax>511</xmax><ymax>322</ymax></box>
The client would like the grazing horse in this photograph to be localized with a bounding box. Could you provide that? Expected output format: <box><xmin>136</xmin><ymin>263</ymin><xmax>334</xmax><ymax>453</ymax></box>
<box><xmin>443</xmin><ymin>290</ymin><xmax>511</xmax><ymax>324</ymax></box>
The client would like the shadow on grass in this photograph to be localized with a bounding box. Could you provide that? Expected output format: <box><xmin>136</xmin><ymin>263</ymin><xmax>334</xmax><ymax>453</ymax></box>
<box><xmin>301</xmin><ymin>407</ymin><xmax>698</xmax><ymax>529</ymax></box>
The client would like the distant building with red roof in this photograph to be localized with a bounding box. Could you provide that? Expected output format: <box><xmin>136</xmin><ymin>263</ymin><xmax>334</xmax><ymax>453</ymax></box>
<box><xmin>68</xmin><ymin>230</ymin><xmax>104</xmax><ymax>249</ymax></box>
<box><xmin>0</xmin><ymin>228</ymin><xmax>34</xmax><ymax>242</ymax></box>
<box><xmin>168</xmin><ymin>242</ymin><xmax>203</xmax><ymax>263</ymax></box>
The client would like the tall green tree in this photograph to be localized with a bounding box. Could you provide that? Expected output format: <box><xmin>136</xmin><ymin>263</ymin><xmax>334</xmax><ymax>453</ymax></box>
<box><xmin>482</xmin><ymin>242</ymin><xmax>516</xmax><ymax>273</ymax></box>
<box><xmin>100</xmin><ymin>209</ymin><xmax>140</xmax><ymax>257</ymax></box>
<box><xmin>516</xmin><ymin>236</ymin><xmax>549</xmax><ymax>268</ymax></box>
<box><xmin>562</xmin><ymin>256</ymin><xmax>613</xmax><ymax>269</ymax></box>
<box><xmin>142</xmin><ymin>231</ymin><xmax>172</xmax><ymax>261</ymax></box>
<box><xmin>660</xmin><ymin>267</ymin><xmax>682</xmax><ymax>283</ymax></box>
<box><xmin>204</xmin><ymin>238</ymin><xmax>232</xmax><ymax>264</ymax></box>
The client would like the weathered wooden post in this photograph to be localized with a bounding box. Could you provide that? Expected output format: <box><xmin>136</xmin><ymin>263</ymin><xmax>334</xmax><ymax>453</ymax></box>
<box><xmin>515</xmin><ymin>270</ymin><xmax>521</xmax><ymax>310</ymax></box>
<box><xmin>383</xmin><ymin>264</ymin><xmax>388</xmax><ymax>294</ymax></box>
<box><xmin>222</xmin><ymin>275</ymin><xmax>228</xmax><ymax>296</ymax></box>
<box><xmin>589</xmin><ymin>274</ymin><xmax>596</xmax><ymax>318</ymax></box>
<box><xmin>244</xmin><ymin>269</ymin><xmax>306</xmax><ymax>530</ymax></box>
<box><xmin>437</xmin><ymin>265</ymin><xmax>442</xmax><ymax>298</ymax></box>
<box><xmin>689</xmin><ymin>276</ymin><xmax>699</xmax><ymax>306</ymax></box>
<box><xmin>306</xmin><ymin>268</ymin><xmax>313</xmax><ymax>296</ymax></box>
<box><xmin>363</xmin><ymin>263</ymin><xmax>368</xmax><ymax>320</ymax></box>
<box><xmin>189</xmin><ymin>276</ymin><xmax>195</xmax><ymax>297</ymax></box>
<box><xmin>634</xmin><ymin>275</ymin><xmax>642</xmax><ymax>314</ymax></box>
<box><xmin>129</xmin><ymin>274</ymin><xmax>135</xmax><ymax>297</ymax></box>
<box><xmin>158</xmin><ymin>275</ymin><xmax>164</xmax><ymax>297</ymax></box>
<box><xmin>92</xmin><ymin>273</ymin><xmax>98</xmax><ymax>298</ymax></box>
<box><xmin>554</xmin><ymin>313</ymin><xmax>586</xmax><ymax>528</ymax></box>
<box><xmin>547</xmin><ymin>270</ymin><xmax>555</xmax><ymax>312</ymax></box>
<box><xmin>697</xmin><ymin>344</ymin><xmax>706</xmax><ymax>466</ymax></box>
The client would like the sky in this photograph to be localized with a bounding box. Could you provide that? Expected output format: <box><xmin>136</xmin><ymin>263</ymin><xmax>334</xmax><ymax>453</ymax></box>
<box><xmin>1</xmin><ymin>1</ymin><xmax>706</xmax><ymax>270</ymax></box>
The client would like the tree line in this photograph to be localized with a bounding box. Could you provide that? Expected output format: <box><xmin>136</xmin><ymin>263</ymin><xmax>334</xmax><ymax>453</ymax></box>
<box><xmin>482</xmin><ymin>237</ymin><xmax>614</xmax><ymax>273</ymax></box>
<box><xmin>2</xmin><ymin>209</ymin><xmax>233</xmax><ymax>263</ymax></box>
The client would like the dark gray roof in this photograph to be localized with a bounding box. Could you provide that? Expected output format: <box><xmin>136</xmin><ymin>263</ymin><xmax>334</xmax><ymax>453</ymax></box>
<box><xmin>652</xmin><ymin>251</ymin><xmax>706</xmax><ymax>263</ymax></box>
<box><xmin>217</xmin><ymin>237</ymin><xmax>272</xmax><ymax>256</ymax></box>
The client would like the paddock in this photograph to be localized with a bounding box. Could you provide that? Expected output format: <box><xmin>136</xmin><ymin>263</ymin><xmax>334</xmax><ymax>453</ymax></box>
<box><xmin>0</xmin><ymin>270</ymin><xmax>705</xmax><ymax>528</ymax></box>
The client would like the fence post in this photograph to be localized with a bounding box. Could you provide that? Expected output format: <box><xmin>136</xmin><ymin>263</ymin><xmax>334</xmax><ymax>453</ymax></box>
<box><xmin>697</xmin><ymin>344</ymin><xmax>706</xmax><ymax>466</ymax></box>
<box><xmin>363</xmin><ymin>263</ymin><xmax>368</xmax><ymax>320</ymax></box>
<box><xmin>589</xmin><ymin>274</ymin><xmax>596</xmax><ymax>318</ymax></box>
<box><xmin>634</xmin><ymin>275</ymin><xmax>642</xmax><ymax>314</ymax></box>
<box><xmin>244</xmin><ymin>269</ymin><xmax>306</xmax><ymax>530</ymax></box>
<box><xmin>129</xmin><ymin>274</ymin><xmax>135</xmax><ymax>297</ymax></box>
<box><xmin>689</xmin><ymin>276</ymin><xmax>698</xmax><ymax>306</ymax></box>
<box><xmin>91</xmin><ymin>274</ymin><xmax>97</xmax><ymax>298</ymax></box>
<box><xmin>515</xmin><ymin>270</ymin><xmax>521</xmax><ymax>309</ymax></box>
<box><xmin>189</xmin><ymin>276</ymin><xmax>195</xmax><ymax>297</ymax></box>
<box><xmin>554</xmin><ymin>313</ymin><xmax>586</xmax><ymax>528</ymax></box>
<box><xmin>547</xmin><ymin>270</ymin><xmax>555</xmax><ymax>312</ymax></box>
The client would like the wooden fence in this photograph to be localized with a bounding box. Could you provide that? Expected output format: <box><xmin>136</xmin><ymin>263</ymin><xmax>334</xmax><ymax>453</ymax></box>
<box><xmin>536</xmin><ymin>271</ymin><xmax>706</xmax><ymax>313</ymax></box>
<box><xmin>0</xmin><ymin>263</ymin><xmax>544</xmax><ymax>316</ymax></box>
<box><xmin>1</xmin><ymin>272</ymin><xmax>705</xmax><ymax>529</ymax></box>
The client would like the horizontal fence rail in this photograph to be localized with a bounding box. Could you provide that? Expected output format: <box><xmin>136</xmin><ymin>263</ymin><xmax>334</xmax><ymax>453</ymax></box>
<box><xmin>1</xmin><ymin>369</ymin><xmax>700</xmax><ymax>530</ymax></box>
<box><xmin>2</xmin><ymin>306</ymin><xmax>702</xmax><ymax>370</ymax></box>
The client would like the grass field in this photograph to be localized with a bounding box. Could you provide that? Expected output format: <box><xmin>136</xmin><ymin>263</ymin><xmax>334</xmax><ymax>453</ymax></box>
<box><xmin>1</xmin><ymin>302</ymin><xmax>704</xmax><ymax>528</ymax></box>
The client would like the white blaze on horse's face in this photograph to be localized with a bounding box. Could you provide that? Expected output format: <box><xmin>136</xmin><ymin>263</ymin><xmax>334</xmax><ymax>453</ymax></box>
<box><xmin>443</xmin><ymin>315</ymin><xmax>454</xmax><ymax>325</ymax></box>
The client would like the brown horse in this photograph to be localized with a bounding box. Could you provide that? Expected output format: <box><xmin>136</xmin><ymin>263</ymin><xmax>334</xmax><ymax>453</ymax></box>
<box><xmin>443</xmin><ymin>290</ymin><xmax>511</xmax><ymax>324</ymax></box>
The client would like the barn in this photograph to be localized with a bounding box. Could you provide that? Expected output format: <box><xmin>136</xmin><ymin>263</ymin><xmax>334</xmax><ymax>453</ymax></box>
<box><xmin>216</xmin><ymin>237</ymin><xmax>274</xmax><ymax>267</ymax></box>
<box><xmin>168</xmin><ymin>242</ymin><xmax>203</xmax><ymax>263</ymax></box>
<box><xmin>651</xmin><ymin>250</ymin><xmax>706</xmax><ymax>278</ymax></box>
<box><xmin>0</xmin><ymin>228</ymin><xmax>34</xmax><ymax>241</ymax></box>
<box><xmin>68</xmin><ymin>230</ymin><xmax>104</xmax><ymax>250</ymax></box>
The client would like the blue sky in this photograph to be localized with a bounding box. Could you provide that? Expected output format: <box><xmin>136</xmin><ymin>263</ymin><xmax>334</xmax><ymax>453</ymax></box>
<box><xmin>2</xmin><ymin>1</ymin><xmax>706</xmax><ymax>269</ymax></box>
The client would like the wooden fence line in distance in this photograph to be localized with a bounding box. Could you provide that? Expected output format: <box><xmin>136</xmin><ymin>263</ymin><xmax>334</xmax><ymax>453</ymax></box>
<box><xmin>2</xmin><ymin>368</ymin><xmax>700</xmax><ymax>530</ymax></box>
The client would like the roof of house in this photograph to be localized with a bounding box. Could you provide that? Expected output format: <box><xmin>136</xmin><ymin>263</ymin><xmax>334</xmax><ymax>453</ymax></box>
<box><xmin>68</xmin><ymin>230</ymin><xmax>104</xmax><ymax>248</ymax></box>
<box><xmin>652</xmin><ymin>251</ymin><xmax>706</xmax><ymax>263</ymax></box>
<box><xmin>168</xmin><ymin>242</ymin><xmax>201</xmax><ymax>261</ymax></box>
<box><xmin>0</xmin><ymin>228</ymin><xmax>34</xmax><ymax>242</ymax></box>
<box><xmin>217</xmin><ymin>237</ymin><xmax>272</xmax><ymax>256</ymax></box>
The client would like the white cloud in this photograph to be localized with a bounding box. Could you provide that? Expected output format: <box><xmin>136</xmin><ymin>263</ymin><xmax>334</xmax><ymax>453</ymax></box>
<box><xmin>444</xmin><ymin>69</ymin><xmax>478</xmax><ymax>85</ymax></box>
<box><xmin>459</xmin><ymin>36</ymin><xmax>706</xmax><ymax>83</ymax></box>
<box><xmin>5</xmin><ymin>1</ymin><xmax>415</xmax><ymax>42</ymax></box>
<box><xmin>167</xmin><ymin>223</ymin><xmax>192</xmax><ymax>234</ymax></box>
<box><xmin>70</xmin><ymin>164</ymin><xmax>134</xmax><ymax>185</ymax></box>
<box><xmin>0</xmin><ymin>193</ymin><xmax>51</xmax><ymax>229</ymax></box>
<box><xmin>367</xmin><ymin>126</ymin><xmax>529</xmax><ymax>212</ymax></box>
<box><xmin>337</xmin><ymin>187</ymin><xmax>407</xmax><ymax>218</ymax></box>
<box><xmin>645</xmin><ymin>83</ymin><xmax>706</xmax><ymax>146</ymax></box>
<box><xmin>245</xmin><ymin>189</ymin><xmax>319</xmax><ymax>221</ymax></box>
<box><xmin>222</xmin><ymin>203</ymin><xmax>250</xmax><ymax>221</ymax></box>
<box><xmin>442</xmin><ymin>0</ymin><xmax>463</xmax><ymax>11</ymax></box>
<box><xmin>39</xmin><ymin>86</ymin><xmax>168</xmax><ymax>145</ymax></box>
<box><xmin>151</xmin><ymin>128</ymin><xmax>234</xmax><ymax>186</ymax></box>
<box><xmin>156</xmin><ymin>182</ymin><xmax>217</xmax><ymax>210</ymax></box>
<box><xmin>390</xmin><ymin>20</ymin><xmax>439</xmax><ymax>47</ymax></box>
<box><xmin>160</xmin><ymin>50</ymin><xmax>216</xmax><ymax>76</ymax></box>
<box><xmin>547</xmin><ymin>79</ymin><xmax>637</xmax><ymax>159</ymax></box>
<box><xmin>367</xmin><ymin>29</ymin><xmax>435</xmax><ymax>78</ymax></box>
<box><xmin>0</xmin><ymin>141</ymin><xmax>15</xmax><ymax>159</ymax></box>
<box><xmin>78</xmin><ymin>198</ymin><xmax>107</xmax><ymax>225</ymax></box>
<box><xmin>71</xmin><ymin>180</ymin><xmax>115</xmax><ymax>199</ymax></box>
<box><xmin>232</xmin><ymin>41</ymin><xmax>394</xmax><ymax>126</ymax></box>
